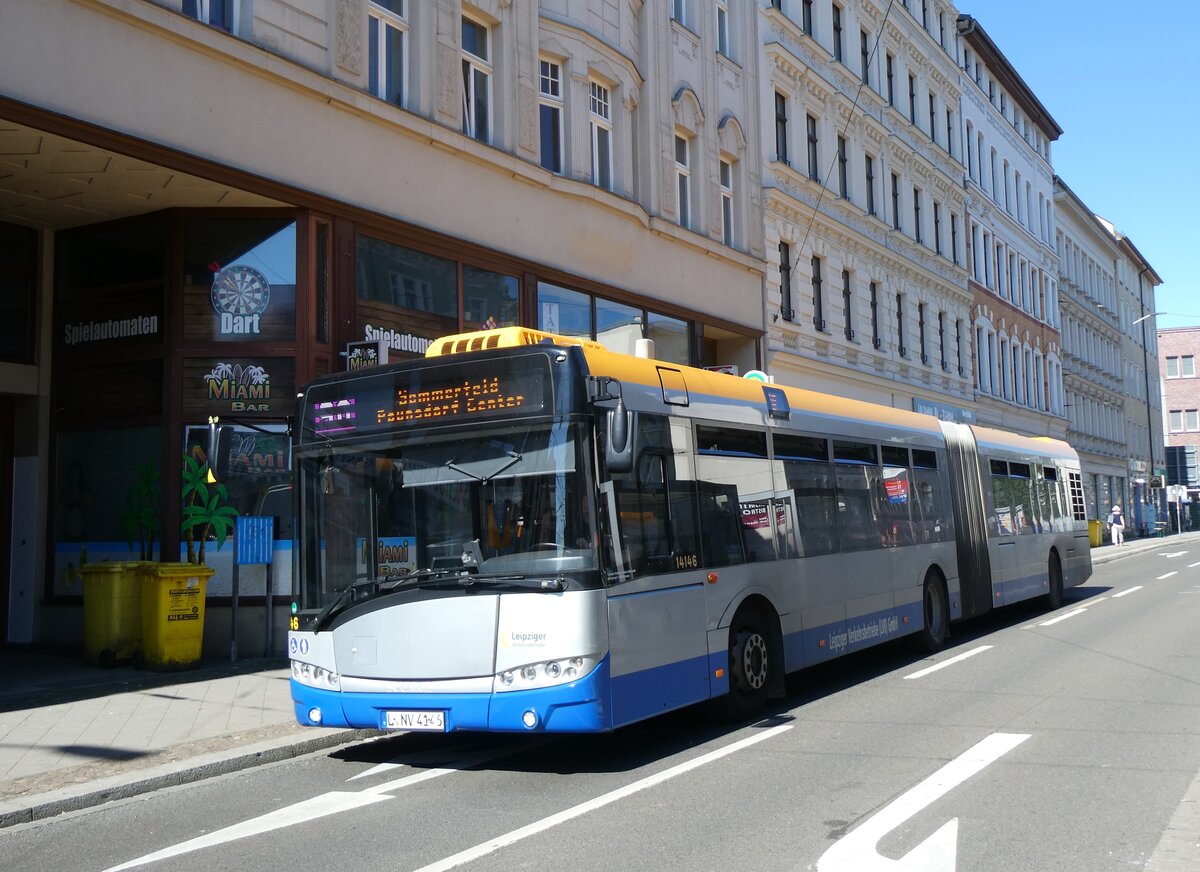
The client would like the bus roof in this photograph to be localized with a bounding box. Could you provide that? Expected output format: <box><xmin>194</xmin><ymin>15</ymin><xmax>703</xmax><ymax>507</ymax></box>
<box><xmin>427</xmin><ymin>326</ymin><xmax>945</xmax><ymax>437</ymax></box>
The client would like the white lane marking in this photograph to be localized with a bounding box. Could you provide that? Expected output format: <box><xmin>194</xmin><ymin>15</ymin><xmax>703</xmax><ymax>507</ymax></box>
<box><xmin>102</xmin><ymin>792</ymin><xmax>391</xmax><ymax>871</ymax></box>
<box><xmin>1112</xmin><ymin>586</ymin><xmax>1143</xmax><ymax>598</ymax></box>
<box><xmin>1187</xmin><ymin>562</ymin><xmax>1200</xmax><ymax>569</ymax></box>
<box><xmin>102</xmin><ymin>749</ymin><xmax>509</xmax><ymax>872</ymax></box>
<box><xmin>410</xmin><ymin>724</ymin><xmax>793</xmax><ymax>872</ymax></box>
<box><xmin>904</xmin><ymin>646</ymin><xmax>993</xmax><ymax>680</ymax></box>
<box><xmin>1039</xmin><ymin>607</ymin><xmax>1087</xmax><ymax>626</ymax></box>
<box><xmin>347</xmin><ymin>740</ymin><xmax>497</xmax><ymax>782</ymax></box>
<box><xmin>1158</xmin><ymin>572</ymin><xmax>1179</xmax><ymax>580</ymax></box>
<box><xmin>818</xmin><ymin>732</ymin><xmax>1031</xmax><ymax>871</ymax></box>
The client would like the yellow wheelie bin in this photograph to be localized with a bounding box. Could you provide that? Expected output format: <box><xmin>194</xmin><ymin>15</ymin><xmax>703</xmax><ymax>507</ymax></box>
<box><xmin>82</xmin><ymin>562</ymin><xmax>144</xmax><ymax>667</ymax></box>
<box><xmin>137</xmin><ymin>563</ymin><xmax>214</xmax><ymax>670</ymax></box>
<box><xmin>1088</xmin><ymin>519</ymin><xmax>1104</xmax><ymax>547</ymax></box>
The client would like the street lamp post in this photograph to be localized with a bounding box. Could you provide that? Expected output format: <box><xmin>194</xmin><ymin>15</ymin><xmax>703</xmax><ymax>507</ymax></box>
<box><xmin>1136</xmin><ymin>275</ymin><xmax>1158</xmax><ymax>534</ymax></box>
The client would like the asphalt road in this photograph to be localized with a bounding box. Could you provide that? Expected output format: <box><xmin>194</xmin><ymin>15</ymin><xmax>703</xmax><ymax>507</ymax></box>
<box><xmin>5</xmin><ymin>548</ymin><xmax>1199</xmax><ymax>872</ymax></box>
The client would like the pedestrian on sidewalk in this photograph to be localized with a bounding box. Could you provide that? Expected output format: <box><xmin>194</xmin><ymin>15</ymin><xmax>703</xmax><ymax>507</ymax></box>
<box><xmin>1108</xmin><ymin>504</ymin><xmax>1125</xmax><ymax>546</ymax></box>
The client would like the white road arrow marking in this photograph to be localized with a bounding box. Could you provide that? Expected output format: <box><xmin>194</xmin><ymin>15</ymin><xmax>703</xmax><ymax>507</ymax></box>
<box><xmin>817</xmin><ymin>732</ymin><xmax>1030</xmax><ymax>872</ymax></box>
<box><xmin>102</xmin><ymin>748</ymin><xmax>509</xmax><ymax>872</ymax></box>
<box><xmin>1160</xmin><ymin>551</ymin><xmax>1188</xmax><ymax>559</ymax></box>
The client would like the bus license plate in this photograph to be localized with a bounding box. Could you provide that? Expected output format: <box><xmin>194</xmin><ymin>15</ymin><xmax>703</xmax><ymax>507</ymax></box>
<box><xmin>385</xmin><ymin>710</ymin><xmax>446</xmax><ymax>731</ymax></box>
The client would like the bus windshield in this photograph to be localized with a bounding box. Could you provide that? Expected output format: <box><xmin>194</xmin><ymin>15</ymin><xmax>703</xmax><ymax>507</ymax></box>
<box><xmin>297</xmin><ymin>421</ymin><xmax>598</xmax><ymax>608</ymax></box>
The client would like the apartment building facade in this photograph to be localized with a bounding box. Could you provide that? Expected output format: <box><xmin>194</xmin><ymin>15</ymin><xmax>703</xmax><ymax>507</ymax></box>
<box><xmin>956</xmin><ymin>15</ymin><xmax>1064</xmax><ymax>438</ymax></box>
<box><xmin>1110</xmin><ymin>230</ymin><xmax>1165</xmax><ymax>531</ymax></box>
<box><xmin>0</xmin><ymin>0</ymin><xmax>766</xmax><ymax>647</ymax></box>
<box><xmin>1053</xmin><ymin>177</ymin><xmax>1127</xmax><ymax>518</ymax></box>
<box><xmin>760</xmin><ymin>0</ymin><xmax>975</xmax><ymax>417</ymax></box>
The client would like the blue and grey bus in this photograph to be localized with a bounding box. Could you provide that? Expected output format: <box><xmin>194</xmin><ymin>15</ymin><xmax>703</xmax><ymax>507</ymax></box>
<box><xmin>287</xmin><ymin>326</ymin><xmax>1092</xmax><ymax>733</ymax></box>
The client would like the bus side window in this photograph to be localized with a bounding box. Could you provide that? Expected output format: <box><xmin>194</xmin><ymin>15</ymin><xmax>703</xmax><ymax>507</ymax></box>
<box><xmin>601</xmin><ymin>414</ymin><xmax>701</xmax><ymax>578</ymax></box>
<box><xmin>988</xmin><ymin>459</ymin><xmax>1012</xmax><ymax>536</ymax></box>
<box><xmin>695</xmin><ymin>425</ymin><xmax>774</xmax><ymax>565</ymax></box>
<box><xmin>773</xmin><ymin>433</ymin><xmax>837</xmax><ymax>557</ymax></box>
<box><xmin>909</xmin><ymin>448</ymin><xmax>948</xmax><ymax>543</ymax></box>
<box><xmin>833</xmin><ymin>441</ymin><xmax>881</xmax><ymax>553</ymax></box>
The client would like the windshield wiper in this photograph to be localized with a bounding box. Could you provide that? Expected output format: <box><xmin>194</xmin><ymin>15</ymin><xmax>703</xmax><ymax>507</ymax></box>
<box><xmin>455</xmin><ymin>573</ymin><xmax>567</xmax><ymax>592</ymax></box>
<box><xmin>445</xmin><ymin>450</ymin><xmax>522</xmax><ymax>483</ymax></box>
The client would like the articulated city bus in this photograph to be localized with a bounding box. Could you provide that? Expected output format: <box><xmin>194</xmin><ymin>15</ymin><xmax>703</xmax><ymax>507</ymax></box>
<box><xmin>287</xmin><ymin>327</ymin><xmax>1091</xmax><ymax>732</ymax></box>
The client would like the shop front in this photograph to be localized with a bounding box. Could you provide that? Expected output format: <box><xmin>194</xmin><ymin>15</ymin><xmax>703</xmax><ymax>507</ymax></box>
<box><xmin>38</xmin><ymin>205</ymin><xmax>757</xmax><ymax>655</ymax></box>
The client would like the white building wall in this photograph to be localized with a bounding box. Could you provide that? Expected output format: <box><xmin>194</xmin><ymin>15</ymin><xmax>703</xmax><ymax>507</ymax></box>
<box><xmin>759</xmin><ymin>0</ymin><xmax>973</xmax><ymax>411</ymax></box>
<box><xmin>7</xmin><ymin>0</ymin><xmax>766</xmax><ymax>338</ymax></box>
<box><xmin>1054</xmin><ymin>177</ymin><xmax>1126</xmax><ymax>518</ymax></box>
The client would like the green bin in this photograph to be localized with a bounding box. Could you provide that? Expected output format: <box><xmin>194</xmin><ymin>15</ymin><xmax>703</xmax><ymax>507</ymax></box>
<box><xmin>82</xmin><ymin>562</ymin><xmax>145</xmax><ymax>667</ymax></box>
<box><xmin>137</xmin><ymin>563</ymin><xmax>214</xmax><ymax>670</ymax></box>
<box><xmin>1088</xmin><ymin>519</ymin><xmax>1104</xmax><ymax>547</ymax></box>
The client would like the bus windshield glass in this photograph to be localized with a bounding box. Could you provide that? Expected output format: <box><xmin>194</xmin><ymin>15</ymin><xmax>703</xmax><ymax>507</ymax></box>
<box><xmin>297</xmin><ymin>422</ymin><xmax>598</xmax><ymax>608</ymax></box>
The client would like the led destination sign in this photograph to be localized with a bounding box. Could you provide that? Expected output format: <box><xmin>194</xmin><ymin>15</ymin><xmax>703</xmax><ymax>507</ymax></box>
<box><xmin>304</xmin><ymin>354</ymin><xmax>551</xmax><ymax>441</ymax></box>
<box><xmin>382</xmin><ymin>377</ymin><xmax>527</xmax><ymax>425</ymax></box>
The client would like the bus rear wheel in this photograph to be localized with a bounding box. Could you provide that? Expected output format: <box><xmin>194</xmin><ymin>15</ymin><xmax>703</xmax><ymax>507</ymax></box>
<box><xmin>1045</xmin><ymin>553</ymin><xmax>1064</xmax><ymax>610</ymax></box>
<box><xmin>918</xmin><ymin>572</ymin><xmax>950</xmax><ymax>652</ymax></box>
<box><xmin>715</xmin><ymin>607</ymin><xmax>771</xmax><ymax>721</ymax></box>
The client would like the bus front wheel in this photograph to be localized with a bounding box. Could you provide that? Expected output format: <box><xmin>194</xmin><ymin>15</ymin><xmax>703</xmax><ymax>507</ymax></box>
<box><xmin>918</xmin><ymin>572</ymin><xmax>950</xmax><ymax>652</ymax></box>
<box><xmin>716</xmin><ymin>607</ymin><xmax>771</xmax><ymax>721</ymax></box>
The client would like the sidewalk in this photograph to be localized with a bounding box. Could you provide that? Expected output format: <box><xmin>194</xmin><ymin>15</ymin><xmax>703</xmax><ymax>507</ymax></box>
<box><xmin>2</xmin><ymin>530</ymin><xmax>1197</xmax><ymax>830</ymax></box>
<box><xmin>0</xmin><ymin>649</ymin><xmax>375</xmax><ymax>828</ymax></box>
<box><xmin>1088</xmin><ymin>528</ymin><xmax>1200</xmax><ymax>564</ymax></box>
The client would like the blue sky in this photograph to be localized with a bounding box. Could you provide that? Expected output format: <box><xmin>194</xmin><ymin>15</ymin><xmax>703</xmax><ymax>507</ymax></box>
<box><xmin>962</xmin><ymin>1</ymin><xmax>1200</xmax><ymax>328</ymax></box>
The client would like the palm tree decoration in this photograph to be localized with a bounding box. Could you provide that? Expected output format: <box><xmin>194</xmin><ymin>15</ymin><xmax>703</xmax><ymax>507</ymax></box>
<box><xmin>181</xmin><ymin>453</ymin><xmax>238</xmax><ymax>564</ymax></box>
<box><xmin>119</xmin><ymin>460</ymin><xmax>159</xmax><ymax>560</ymax></box>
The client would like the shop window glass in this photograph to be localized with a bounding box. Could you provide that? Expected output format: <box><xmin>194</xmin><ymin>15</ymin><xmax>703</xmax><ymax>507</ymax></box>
<box><xmin>647</xmin><ymin>312</ymin><xmax>690</xmax><ymax>365</ymax></box>
<box><xmin>56</xmin><ymin>213</ymin><xmax>166</xmax><ymax>295</ymax></box>
<box><xmin>537</xmin><ymin>281</ymin><xmax>592</xmax><ymax>337</ymax></box>
<box><xmin>183</xmin><ymin>217</ymin><xmax>297</xmax><ymax>342</ymax></box>
<box><xmin>596</xmin><ymin>298</ymin><xmax>643</xmax><ymax>354</ymax></box>
<box><xmin>187</xmin><ymin>423</ymin><xmax>292</xmax><ymax>540</ymax></box>
<box><xmin>0</xmin><ymin>222</ymin><xmax>36</xmax><ymax>364</ymax></box>
<box><xmin>463</xmin><ymin>265</ymin><xmax>519</xmax><ymax>330</ymax></box>
<box><xmin>357</xmin><ymin>236</ymin><xmax>457</xmax><ymax>317</ymax></box>
<box><xmin>53</xmin><ymin>426</ymin><xmax>162</xmax><ymax>596</ymax></box>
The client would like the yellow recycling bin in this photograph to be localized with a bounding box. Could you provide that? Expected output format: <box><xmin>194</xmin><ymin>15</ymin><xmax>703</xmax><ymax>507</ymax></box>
<box><xmin>1088</xmin><ymin>519</ymin><xmax>1104</xmax><ymax>547</ymax></box>
<box><xmin>82</xmin><ymin>562</ymin><xmax>145</xmax><ymax>667</ymax></box>
<box><xmin>137</xmin><ymin>563</ymin><xmax>215</xmax><ymax>670</ymax></box>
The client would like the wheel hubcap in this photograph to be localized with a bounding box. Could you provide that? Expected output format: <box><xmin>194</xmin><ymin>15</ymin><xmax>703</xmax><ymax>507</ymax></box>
<box><xmin>738</xmin><ymin>630</ymin><xmax>768</xmax><ymax>691</ymax></box>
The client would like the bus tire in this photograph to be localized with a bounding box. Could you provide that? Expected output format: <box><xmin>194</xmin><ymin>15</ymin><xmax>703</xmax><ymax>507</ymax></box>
<box><xmin>1045</xmin><ymin>553</ymin><xmax>1064</xmax><ymax>610</ymax></box>
<box><xmin>715</xmin><ymin>605</ymin><xmax>772</xmax><ymax>721</ymax></box>
<box><xmin>918</xmin><ymin>572</ymin><xmax>950</xmax><ymax>652</ymax></box>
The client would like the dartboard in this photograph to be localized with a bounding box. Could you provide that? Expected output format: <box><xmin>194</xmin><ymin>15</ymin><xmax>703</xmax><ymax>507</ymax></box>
<box><xmin>211</xmin><ymin>265</ymin><xmax>271</xmax><ymax>316</ymax></box>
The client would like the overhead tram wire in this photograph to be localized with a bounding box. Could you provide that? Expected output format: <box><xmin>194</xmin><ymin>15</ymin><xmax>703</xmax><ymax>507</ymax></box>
<box><xmin>777</xmin><ymin>0</ymin><xmax>898</xmax><ymax>323</ymax></box>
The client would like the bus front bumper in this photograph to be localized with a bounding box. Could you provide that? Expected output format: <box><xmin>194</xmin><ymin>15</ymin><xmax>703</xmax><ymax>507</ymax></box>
<box><xmin>290</xmin><ymin>657</ymin><xmax>611</xmax><ymax>733</ymax></box>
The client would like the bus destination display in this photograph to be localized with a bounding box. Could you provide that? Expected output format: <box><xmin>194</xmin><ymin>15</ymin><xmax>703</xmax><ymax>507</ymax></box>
<box><xmin>305</xmin><ymin>354</ymin><xmax>550</xmax><ymax>440</ymax></box>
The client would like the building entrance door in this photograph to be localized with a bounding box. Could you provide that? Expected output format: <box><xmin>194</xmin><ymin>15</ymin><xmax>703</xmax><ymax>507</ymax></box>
<box><xmin>0</xmin><ymin>396</ymin><xmax>12</xmax><ymax>640</ymax></box>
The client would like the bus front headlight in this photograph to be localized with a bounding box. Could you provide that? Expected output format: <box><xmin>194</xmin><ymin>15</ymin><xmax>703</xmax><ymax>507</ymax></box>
<box><xmin>493</xmin><ymin>655</ymin><xmax>599</xmax><ymax>692</ymax></box>
<box><xmin>291</xmin><ymin>660</ymin><xmax>341</xmax><ymax>691</ymax></box>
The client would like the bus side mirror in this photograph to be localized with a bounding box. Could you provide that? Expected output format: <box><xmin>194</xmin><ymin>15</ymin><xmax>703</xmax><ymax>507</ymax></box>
<box><xmin>606</xmin><ymin>399</ymin><xmax>635</xmax><ymax>474</ymax></box>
